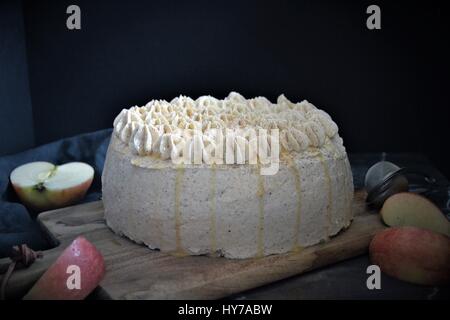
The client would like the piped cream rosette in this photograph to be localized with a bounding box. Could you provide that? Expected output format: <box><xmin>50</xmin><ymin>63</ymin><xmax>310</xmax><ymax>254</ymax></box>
<box><xmin>113</xmin><ymin>92</ymin><xmax>339</xmax><ymax>164</ymax></box>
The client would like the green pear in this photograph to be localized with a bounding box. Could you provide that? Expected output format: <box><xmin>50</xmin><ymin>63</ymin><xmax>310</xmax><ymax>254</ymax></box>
<box><xmin>381</xmin><ymin>192</ymin><xmax>450</xmax><ymax>237</ymax></box>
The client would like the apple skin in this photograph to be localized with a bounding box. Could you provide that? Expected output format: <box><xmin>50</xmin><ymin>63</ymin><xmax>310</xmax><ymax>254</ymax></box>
<box><xmin>24</xmin><ymin>236</ymin><xmax>105</xmax><ymax>300</ymax></box>
<box><xmin>12</xmin><ymin>177</ymin><xmax>93</xmax><ymax>212</ymax></box>
<box><xmin>381</xmin><ymin>192</ymin><xmax>450</xmax><ymax>237</ymax></box>
<box><xmin>370</xmin><ymin>227</ymin><xmax>450</xmax><ymax>286</ymax></box>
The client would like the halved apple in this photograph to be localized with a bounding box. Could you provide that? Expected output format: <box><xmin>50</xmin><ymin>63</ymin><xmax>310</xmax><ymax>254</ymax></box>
<box><xmin>10</xmin><ymin>161</ymin><xmax>94</xmax><ymax>212</ymax></box>
<box><xmin>381</xmin><ymin>192</ymin><xmax>450</xmax><ymax>237</ymax></box>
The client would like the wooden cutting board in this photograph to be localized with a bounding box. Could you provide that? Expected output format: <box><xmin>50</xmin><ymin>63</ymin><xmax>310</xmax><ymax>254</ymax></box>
<box><xmin>1</xmin><ymin>190</ymin><xmax>384</xmax><ymax>299</ymax></box>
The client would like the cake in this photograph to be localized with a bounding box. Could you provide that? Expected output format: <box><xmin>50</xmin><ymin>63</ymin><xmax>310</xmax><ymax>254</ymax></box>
<box><xmin>102</xmin><ymin>92</ymin><xmax>354</xmax><ymax>259</ymax></box>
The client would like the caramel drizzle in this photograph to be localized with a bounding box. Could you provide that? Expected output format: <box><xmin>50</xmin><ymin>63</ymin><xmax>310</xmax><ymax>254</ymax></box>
<box><xmin>209</xmin><ymin>165</ymin><xmax>217</xmax><ymax>254</ymax></box>
<box><xmin>344</xmin><ymin>159</ymin><xmax>353</xmax><ymax>221</ymax></box>
<box><xmin>317</xmin><ymin>151</ymin><xmax>332</xmax><ymax>239</ymax></box>
<box><xmin>174</xmin><ymin>166</ymin><xmax>186</xmax><ymax>256</ymax></box>
<box><xmin>154</xmin><ymin>180</ymin><xmax>163</xmax><ymax>248</ymax></box>
<box><xmin>256</xmin><ymin>169</ymin><xmax>265</xmax><ymax>258</ymax></box>
<box><xmin>325</xmin><ymin>141</ymin><xmax>352</xmax><ymax>224</ymax></box>
<box><xmin>283</xmin><ymin>153</ymin><xmax>304</xmax><ymax>252</ymax></box>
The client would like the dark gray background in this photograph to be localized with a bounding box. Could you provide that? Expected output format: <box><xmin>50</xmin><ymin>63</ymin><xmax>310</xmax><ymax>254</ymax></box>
<box><xmin>0</xmin><ymin>1</ymin><xmax>34</xmax><ymax>154</ymax></box>
<box><xmin>1</xmin><ymin>0</ymin><xmax>449</xmax><ymax>176</ymax></box>
<box><xmin>0</xmin><ymin>1</ymin><xmax>449</xmax><ymax>300</ymax></box>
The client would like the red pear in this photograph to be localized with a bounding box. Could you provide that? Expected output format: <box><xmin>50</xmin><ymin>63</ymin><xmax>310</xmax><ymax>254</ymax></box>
<box><xmin>24</xmin><ymin>236</ymin><xmax>105</xmax><ymax>300</ymax></box>
<box><xmin>370</xmin><ymin>227</ymin><xmax>450</xmax><ymax>285</ymax></box>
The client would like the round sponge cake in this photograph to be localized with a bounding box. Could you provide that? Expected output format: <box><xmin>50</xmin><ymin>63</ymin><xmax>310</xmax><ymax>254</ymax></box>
<box><xmin>102</xmin><ymin>92</ymin><xmax>353</xmax><ymax>258</ymax></box>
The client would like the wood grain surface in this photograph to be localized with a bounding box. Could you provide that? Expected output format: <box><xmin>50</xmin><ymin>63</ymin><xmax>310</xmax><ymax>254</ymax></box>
<box><xmin>1</xmin><ymin>190</ymin><xmax>384</xmax><ymax>299</ymax></box>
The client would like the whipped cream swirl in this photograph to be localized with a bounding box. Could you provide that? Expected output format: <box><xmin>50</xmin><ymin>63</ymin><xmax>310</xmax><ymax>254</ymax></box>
<box><xmin>112</xmin><ymin>92</ymin><xmax>340</xmax><ymax>162</ymax></box>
